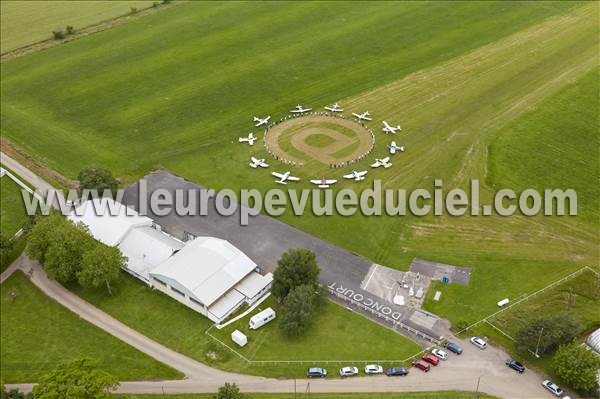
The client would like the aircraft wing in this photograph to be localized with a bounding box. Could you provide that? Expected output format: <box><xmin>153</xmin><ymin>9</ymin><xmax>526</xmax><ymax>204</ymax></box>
<box><xmin>310</xmin><ymin>180</ymin><xmax>322</xmax><ymax>185</ymax></box>
<box><xmin>356</xmin><ymin>171</ymin><xmax>367</xmax><ymax>177</ymax></box>
<box><xmin>251</xmin><ymin>157</ymin><xmax>259</xmax><ymax>163</ymax></box>
<box><xmin>370</xmin><ymin>161</ymin><xmax>381</xmax><ymax>168</ymax></box>
<box><xmin>343</xmin><ymin>173</ymin><xmax>355</xmax><ymax>179</ymax></box>
<box><xmin>272</xmin><ymin>172</ymin><xmax>285</xmax><ymax>179</ymax></box>
<box><xmin>381</xmin><ymin>157</ymin><xmax>390</xmax><ymax>163</ymax></box>
<box><xmin>287</xmin><ymin>176</ymin><xmax>300</xmax><ymax>181</ymax></box>
<box><xmin>325</xmin><ymin>179</ymin><xmax>337</xmax><ymax>184</ymax></box>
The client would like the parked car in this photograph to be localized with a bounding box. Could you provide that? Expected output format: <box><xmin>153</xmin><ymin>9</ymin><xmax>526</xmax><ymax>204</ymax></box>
<box><xmin>307</xmin><ymin>367</ymin><xmax>327</xmax><ymax>378</ymax></box>
<box><xmin>364</xmin><ymin>364</ymin><xmax>383</xmax><ymax>374</ymax></box>
<box><xmin>542</xmin><ymin>380</ymin><xmax>564</xmax><ymax>397</ymax></box>
<box><xmin>505</xmin><ymin>359</ymin><xmax>526</xmax><ymax>373</ymax></box>
<box><xmin>412</xmin><ymin>360</ymin><xmax>431</xmax><ymax>372</ymax></box>
<box><xmin>339</xmin><ymin>366</ymin><xmax>359</xmax><ymax>377</ymax></box>
<box><xmin>432</xmin><ymin>348</ymin><xmax>448</xmax><ymax>360</ymax></box>
<box><xmin>444</xmin><ymin>341</ymin><xmax>463</xmax><ymax>355</ymax></box>
<box><xmin>470</xmin><ymin>336</ymin><xmax>487</xmax><ymax>349</ymax></box>
<box><xmin>386</xmin><ymin>367</ymin><xmax>409</xmax><ymax>376</ymax></box>
<box><xmin>422</xmin><ymin>353</ymin><xmax>440</xmax><ymax>366</ymax></box>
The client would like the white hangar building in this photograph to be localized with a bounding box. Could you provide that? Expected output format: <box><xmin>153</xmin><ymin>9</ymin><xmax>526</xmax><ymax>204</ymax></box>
<box><xmin>69</xmin><ymin>198</ymin><xmax>272</xmax><ymax>323</ymax></box>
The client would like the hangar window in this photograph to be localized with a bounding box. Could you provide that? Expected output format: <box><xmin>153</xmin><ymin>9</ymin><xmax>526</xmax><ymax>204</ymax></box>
<box><xmin>171</xmin><ymin>286</ymin><xmax>185</xmax><ymax>297</ymax></box>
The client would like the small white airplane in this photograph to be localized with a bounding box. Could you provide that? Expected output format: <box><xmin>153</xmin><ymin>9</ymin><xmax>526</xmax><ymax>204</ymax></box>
<box><xmin>324</xmin><ymin>103</ymin><xmax>343</xmax><ymax>113</ymax></box>
<box><xmin>371</xmin><ymin>156</ymin><xmax>392</xmax><ymax>168</ymax></box>
<box><xmin>388</xmin><ymin>141</ymin><xmax>405</xmax><ymax>154</ymax></box>
<box><xmin>272</xmin><ymin>171</ymin><xmax>301</xmax><ymax>184</ymax></box>
<box><xmin>239</xmin><ymin>132</ymin><xmax>257</xmax><ymax>145</ymax></box>
<box><xmin>382</xmin><ymin>121</ymin><xmax>401</xmax><ymax>134</ymax></box>
<box><xmin>352</xmin><ymin>111</ymin><xmax>372</xmax><ymax>121</ymax></box>
<box><xmin>253</xmin><ymin>115</ymin><xmax>271</xmax><ymax>127</ymax></box>
<box><xmin>310</xmin><ymin>176</ymin><xmax>338</xmax><ymax>188</ymax></box>
<box><xmin>343</xmin><ymin>170</ymin><xmax>368</xmax><ymax>181</ymax></box>
<box><xmin>290</xmin><ymin>104</ymin><xmax>312</xmax><ymax>114</ymax></box>
<box><xmin>249</xmin><ymin>157</ymin><xmax>269</xmax><ymax>168</ymax></box>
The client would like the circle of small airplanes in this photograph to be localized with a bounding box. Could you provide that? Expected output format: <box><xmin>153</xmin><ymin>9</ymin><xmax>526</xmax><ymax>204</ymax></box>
<box><xmin>238</xmin><ymin>103</ymin><xmax>405</xmax><ymax>188</ymax></box>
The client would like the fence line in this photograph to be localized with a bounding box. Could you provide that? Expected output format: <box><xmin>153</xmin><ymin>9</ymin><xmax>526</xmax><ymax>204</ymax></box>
<box><xmin>458</xmin><ymin>265</ymin><xmax>591</xmax><ymax>335</ymax></box>
<box><xmin>484</xmin><ymin>320</ymin><xmax>516</xmax><ymax>342</ymax></box>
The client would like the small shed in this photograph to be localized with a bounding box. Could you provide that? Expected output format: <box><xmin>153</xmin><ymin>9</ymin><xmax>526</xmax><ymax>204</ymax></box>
<box><xmin>231</xmin><ymin>330</ymin><xmax>248</xmax><ymax>347</ymax></box>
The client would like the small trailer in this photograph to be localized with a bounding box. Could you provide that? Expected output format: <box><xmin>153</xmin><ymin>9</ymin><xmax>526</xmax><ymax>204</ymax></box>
<box><xmin>497</xmin><ymin>298</ymin><xmax>509</xmax><ymax>307</ymax></box>
<box><xmin>231</xmin><ymin>330</ymin><xmax>248</xmax><ymax>347</ymax></box>
<box><xmin>249</xmin><ymin>307</ymin><xmax>276</xmax><ymax>330</ymax></box>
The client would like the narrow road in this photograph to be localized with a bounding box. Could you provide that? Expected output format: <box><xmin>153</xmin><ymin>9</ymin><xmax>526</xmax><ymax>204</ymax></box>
<box><xmin>0</xmin><ymin>151</ymin><xmax>55</xmax><ymax>196</ymax></box>
<box><xmin>1</xmin><ymin>154</ymin><xmax>560</xmax><ymax>398</ymax></box>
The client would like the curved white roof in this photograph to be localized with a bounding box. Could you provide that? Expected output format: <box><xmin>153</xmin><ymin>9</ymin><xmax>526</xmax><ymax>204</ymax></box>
<box><xmin>150</xmin><ymin>237</ymin><xmax>256</xmax><ymax>306</ymax></box>
<box><xmin>69</xmin><ymin>198</ymin><xmax>152</xmax><ymax>246</ymax></box>
<box><xmin>587</xmin><ymin>328</ymin><xmax>600</xmax><ymax>354</ymax></box>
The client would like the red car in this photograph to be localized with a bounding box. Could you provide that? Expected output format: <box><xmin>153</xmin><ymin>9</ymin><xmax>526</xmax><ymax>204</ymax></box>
<box><xmin>412</xmin><ymin>360</ymin><xmax>431</xmax><ymax>372</ymax></box>
<box><xmin>422</xmin><ymin>353</ymin><xmax>440</xmax><ymax>366</ymax></box>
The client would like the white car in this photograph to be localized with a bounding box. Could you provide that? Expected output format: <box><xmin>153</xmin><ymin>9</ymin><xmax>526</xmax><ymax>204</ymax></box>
<box><xmin>364</xmin><ymin>364</ymin><xmax>383</xmax><ymax>374</ymax></box>
<box><xmin>470</xmin><ymin>336</ymin><xmax>487</xmax><ymax>349</ymax></box>
<box><xmin>339</xmin><ymin>366</ymin><xmax>359</xmax><ymax>377</ymax></box>
<box><xmin>542</xmin><ymin>380</ymin><xmax>564</xmax><ymax>397</ymax></box>
<box><xmin>431</xmin><ymin>348</ymin><xmax>448</xmax><ymax>360</ymax></box>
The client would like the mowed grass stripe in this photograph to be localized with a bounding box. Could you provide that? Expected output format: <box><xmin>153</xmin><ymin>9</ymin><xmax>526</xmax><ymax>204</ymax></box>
<box><xmin>1</xmin><ymin>2</ymin><xmax>581</xmax><ymax>178</ymax></box>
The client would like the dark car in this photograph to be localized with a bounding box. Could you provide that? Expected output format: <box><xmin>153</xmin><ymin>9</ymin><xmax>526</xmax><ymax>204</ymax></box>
<box><xmin>412</xmin><ymin>360</ymin><xmax>431</xmax><ymax>372</ymax></box>
<box><xmin>444</xmin><ymin>341</ymin><xmax>463</xmax><ymax>355</ymax></box>
<box><xmin>505</xmin><ymin>359</ymin><xmax>526</xmax><ymax>373</ymax></box>
<box><xmin>307</xmin><ymin>367</ymin><xmax>327</xmax><ymax>378</ymax></box>
<box><xmin>422</xmin><ymin>353</ymin><xmax>440</xmax><ymax>366</ymax></box>
<box><xmin>386</xmin><ymin>367</ymin><xmax>409</xmax><ymax>376</ymax></box>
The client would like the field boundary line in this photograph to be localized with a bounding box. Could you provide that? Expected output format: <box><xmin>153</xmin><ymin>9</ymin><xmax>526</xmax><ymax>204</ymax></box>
<box><xmin>458</xmin><ymin>265</ymin><xmax>591</xmax><ymax>335</ymax></box>
<box><xmin>484</xmin><ymin>320</ymin><xmax>515</xmax><ymax>342</ymax></box>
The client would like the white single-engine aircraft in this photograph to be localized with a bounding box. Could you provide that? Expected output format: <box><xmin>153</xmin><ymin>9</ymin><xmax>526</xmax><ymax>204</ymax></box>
<box><xmin>272</xmin><ymin>171</ymin><xmax>301</xmax><ymax>184</ymax></box>
<box><xmin>343</xmin><ymin>170</ymin><xmax>368</xmax><ymax>181</ymax></box>
<box><xmin>239</xmin><ymin>132</ymin><xmax>257</xmax><ymax>145</ymax></box>
<box><xmin>310</xmin><ymin>176</ymin><xmax>338</xmax><ymax>188</ymax></box>
<box><xmin>382</xmin><ymin>121</ymin><xmax>401</xmax><ymax>134</ymax></box>
<box><xmin>249</xmin><ymin>157</ymin><xmax>269</xmax><ymax>168</ymax></box>
<box><xmin>370</xmin><ymin>157</ymin><xmax>392</xmax><ymax>168</ymax></box>
<box><xmin>388</xmin><ymin>141</ymin><xmax>405</xmax><ymax>154</ymax></box>
<box><xmin>324</xmin><ymin>103</ymin><xmax>343</xmax><ymax>113</ymax></box>
<box><xmin>290</xmin><ymin>104</ymin><xmax>312</xmax><ymax>114</ymax></box>
<box><xmin>253</xmin><ymin>115</ymin><xmax>271</xmax><ymax>127</ymax></box>
<box><xmin>352</xmin><ymin>111</ymin><xmax>372</xmax><ymax>121</ymax></box>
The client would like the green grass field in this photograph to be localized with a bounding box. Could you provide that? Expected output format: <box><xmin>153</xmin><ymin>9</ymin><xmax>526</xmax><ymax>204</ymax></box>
<box><xmin>0</xmin><ymin>176</ymin><xmax>28</xmax><ymax>237</ymax></box>
<box><xmin>0</xmin><ymin>0</ymin><xmax>155</xmax><ymax>53</ymax></box>
<box><xmin>210</xmin><ymin>296</ymin><xmax>420</xmax><ymax>362</ymax></box>
<box><xmin>0</xmin><ymin>271</ymin><xmax>181</xmax><ymax>383</ymax></box>
<box><xmin>116</xmin><ymin>392</ymin><xmax>497</xmax><ymax>399</ymax></box>
<box><xmin>1</xmin><ymin>0</ymin><xmax>598</xmax><ymax>378</ymax></box>
<box><xmin>68</xmin><ymin>273</ymin><xmax>421</xmax><ymax>378</ymax></box>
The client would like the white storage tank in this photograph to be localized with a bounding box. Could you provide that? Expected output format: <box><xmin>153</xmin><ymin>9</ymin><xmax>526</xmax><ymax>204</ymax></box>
<box><xmin>231</xmin><ymin>330</ymin><xmax>248</xmax><ymax>347</ymax></box>
<box><xmin>249</xmin><ymin>307</ymin><xmax>276</xmax><ymax>330</ymax></box>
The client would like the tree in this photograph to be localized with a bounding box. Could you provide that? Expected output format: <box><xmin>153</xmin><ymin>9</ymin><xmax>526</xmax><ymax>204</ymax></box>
<box><xmin>78</xmin><ymin>245</ymin><xmax>125</xmax><ymax>294</ymax></box>
<box><xmin>26</xmin><ymin>213</ymin><xmax>64</xmax><ymax>264</ymax></box>
<box><xmin>32</xmin><ymin>358</ymin><xmax>118</xmax><ymax>399</ymax></box>
<box><xmin>271</xmin><ymin>248</ymin><xmax>320</xmax><ymax>302</ymax></box>
<box><xmin>78</xmin><ymin>167</ymin><xmax>119</xmax><ymax>198</ymax></box>
<box><xmin>552</xmin><ymin>341</ymin><xmax>600</xmax><ymax>393</ymax></box>
<box><xmin>516</xmin><ymin>313</ymin><xmax>581</xmax><ymax>356</ymax></box>
<box><xmin>0</xmin><ymin>234</ymin><xmax>14</xmax><ymax>268</ymax></box>
<box><xmin>214</xmin><ymin>382</ymin><xmax>246</xmax><ymax>399</ymax></box>
<box><xmin>42</xmin><ymin>221</ymin><xmax>93</xmax><ymax>283</ymax></box>
<box><xmin>279</xmin><ymin>284</ymin><xmax>319</xmax><ymax>337</ymax></box>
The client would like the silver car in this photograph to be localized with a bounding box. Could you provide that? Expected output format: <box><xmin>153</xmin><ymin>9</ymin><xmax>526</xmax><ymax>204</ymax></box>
<box><xmin>339</xmin><ymin>366</ymin><xmax>359</xmax><ymax>377</ymax></box>
<box><xmin>364</xmin><ymin>364</ymin><xmax>383</xmax><ymax>374</ymax></box>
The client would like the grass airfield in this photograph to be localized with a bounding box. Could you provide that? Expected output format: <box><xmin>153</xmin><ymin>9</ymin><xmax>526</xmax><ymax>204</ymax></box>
<box><xmin>1</xmin><ymin>0</ymin><xmax>598</xmax><ymax>342</ymax></box>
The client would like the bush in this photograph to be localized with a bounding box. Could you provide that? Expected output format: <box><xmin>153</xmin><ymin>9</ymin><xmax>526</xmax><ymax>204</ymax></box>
<box><xmin>77</xmin><ymin>167</ymin><xmax>119</xmax><ymax>198</ymax></box>
<box><xmin>515</xmin><ymin>313</ymin><xmax>582</xmax><ymax>356</ymax></box>
<box><xmin>65</xmin><ymin>25</ymin><xmax>74</xmax><ymax>35</ymax></box>
<box><xmin>130</xmin><ymin>7</ymin><xmax>137</xmax><ymax>14</ymax></box>
<box><xmin>52</xmin><ymin>30</ymin><xmax>65</xmax><ymax>40</ymax></box>
<box><xmin>552</xmin><ymin>341</ymin><xmax>600</xmax><ymax>394</ymax></box>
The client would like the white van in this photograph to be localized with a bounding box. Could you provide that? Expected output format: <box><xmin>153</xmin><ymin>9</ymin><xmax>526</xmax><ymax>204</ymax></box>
<box><xmin>249</xmin><ymin>307</ymin><xmax>276</xmax><ymax>330</ymax></box>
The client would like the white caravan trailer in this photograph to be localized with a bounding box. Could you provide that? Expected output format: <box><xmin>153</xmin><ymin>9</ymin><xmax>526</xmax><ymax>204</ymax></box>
<box><xmin>249</xmin><ymin>307</ymin><xmax>276</xmax><ymax>330</ymax></box>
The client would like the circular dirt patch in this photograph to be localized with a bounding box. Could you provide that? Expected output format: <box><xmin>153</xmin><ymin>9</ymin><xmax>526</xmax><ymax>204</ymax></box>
<box><xmin>264</xmin><ymin>114</ymin><xmax>375</xmax><ymax>167</ymax></box>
